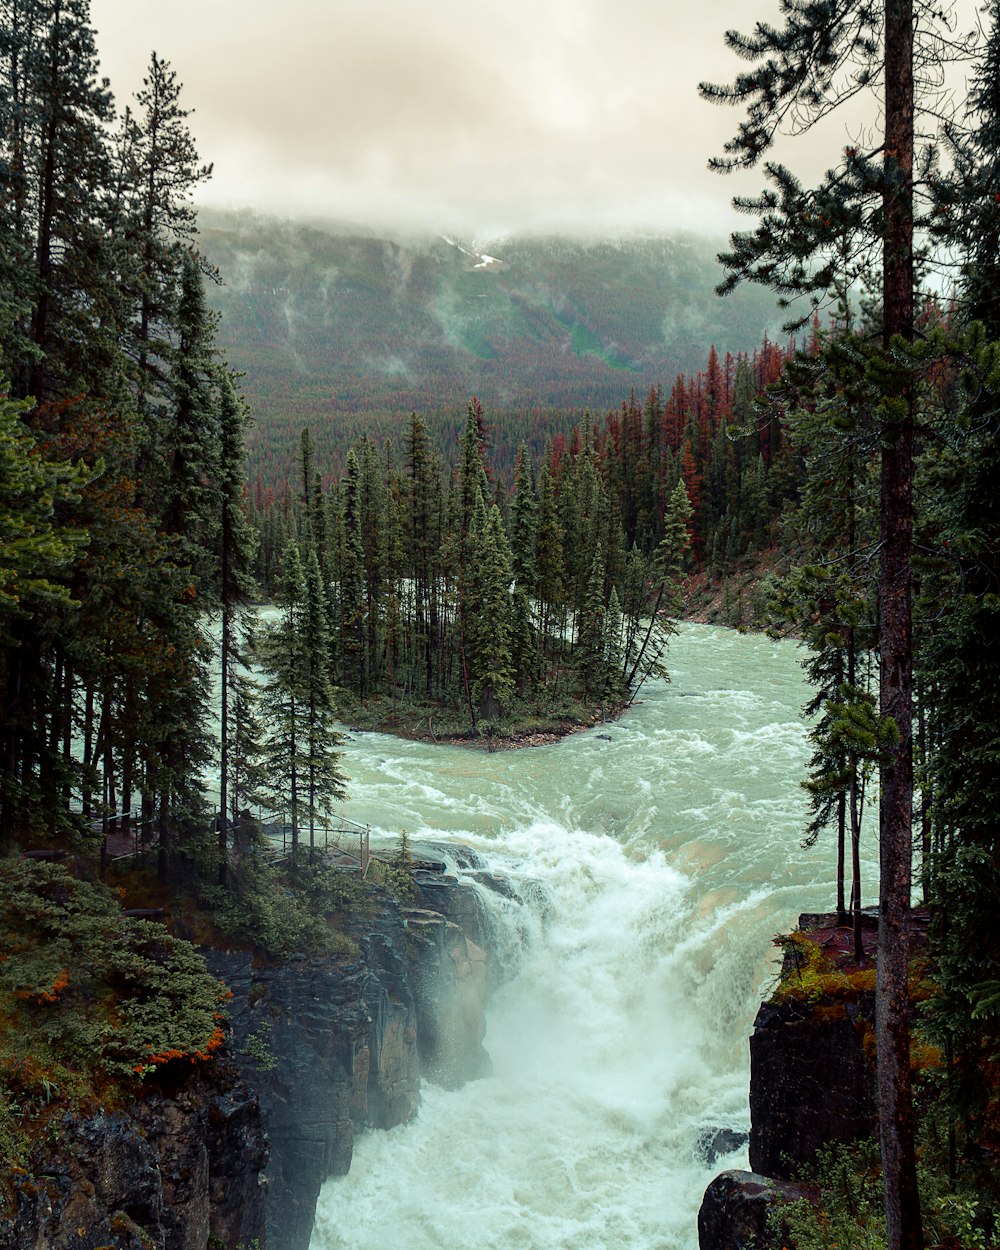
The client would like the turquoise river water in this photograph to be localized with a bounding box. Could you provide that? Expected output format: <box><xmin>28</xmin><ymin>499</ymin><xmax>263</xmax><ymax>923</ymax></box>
<box><xmin>307</xmin><ymin>622</ymin><xmax>879</xmax><ymax>1250</ymax></box>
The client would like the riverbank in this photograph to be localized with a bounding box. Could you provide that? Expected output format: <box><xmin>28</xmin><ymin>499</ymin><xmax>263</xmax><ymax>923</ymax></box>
<box><xmin>679</xmin><ymin>550</ymin><xmax>791</xmax><ymax>629</ymax></box>
<box><xmin>340</xmin><ymin>692</ymin><xmax>630</xmax><ymax>752</ymax></box>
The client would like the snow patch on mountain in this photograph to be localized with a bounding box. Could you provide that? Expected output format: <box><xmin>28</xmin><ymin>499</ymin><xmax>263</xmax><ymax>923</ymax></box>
<box><xmin>441</xmin><ymin>235</ymin><xmax>505</xmax><ymax>271</ymax></box>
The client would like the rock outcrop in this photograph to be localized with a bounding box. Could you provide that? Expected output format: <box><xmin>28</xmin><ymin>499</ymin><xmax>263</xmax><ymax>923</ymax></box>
<box><xmin>0</xmin><ymin>1061</ymin><xmax>267</xmax><ymax>1250</ymax></box>
<box><xmin>208</xmin><ymin>852</ymin><xmax>508</xmax><ymax>1250</ymax></box>
<box><xmin>698</xmin><ymin>912</ymin><xmax>879</xmax><ymax>1250</ymax></box>
<box><xmin>698</xmin><ymin>1170</ymin><xmax>815</xmax><ymax>1250</ymax></box>
<box><xmin>206</xmin><ymin>898</ymin><xmax>424</xmax><ymax>1250</ymax></box>
<box><xmin>0</xmin><ymin>847</ymin><xmax>514</xmax><ymax>1250</ymax></box>
<box><xmin>748</xmin><ymin>996</ymin><xmax>876</xmax><ymax>1179</ymax></box>
<box><xmin>404</xmin><ymin>906</ymin><xmax>491</xmax><ymax>1087</ymax></box>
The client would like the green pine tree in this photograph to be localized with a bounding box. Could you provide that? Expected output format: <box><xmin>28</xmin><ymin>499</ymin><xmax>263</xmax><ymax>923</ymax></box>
<box><xmin>702</xmin><ymin>4</ymin><xmax>947</xmax><ymax>1235</ymax></box>
<box><xmin>465</xmin><ymin>496</ymin><xmax>514</xmax><ymax>727</ymax></box>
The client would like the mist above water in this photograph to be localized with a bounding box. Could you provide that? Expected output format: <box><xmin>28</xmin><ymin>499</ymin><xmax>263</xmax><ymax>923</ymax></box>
<box><xmin>310</xmin><ymin>623</ymin><xmax>879</xmax><ymax>1250</ymax></box>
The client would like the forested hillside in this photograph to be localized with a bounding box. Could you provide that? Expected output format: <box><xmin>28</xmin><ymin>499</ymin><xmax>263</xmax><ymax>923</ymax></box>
<box><xmin>199</xmin><ymin>211</ymin><xmax>783</xmax><ymax>487</ymax></box>
<box><xmin>242</xmin><ymin>323</ymin><xmax>797</xmax><ymax>772</ymax></box>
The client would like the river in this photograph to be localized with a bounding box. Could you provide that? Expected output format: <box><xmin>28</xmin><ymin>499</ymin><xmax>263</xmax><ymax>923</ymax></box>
<box><xmin>308</xmin><ymin>622</ymin><xmax>879</xmax><ymax>1250</ymax></box>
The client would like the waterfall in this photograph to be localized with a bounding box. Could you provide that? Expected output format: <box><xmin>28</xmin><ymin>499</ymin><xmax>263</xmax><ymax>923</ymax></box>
<box><xmin>310</xmin><ymin>623</ymin><xmax>879</xmax><ymax>1250</ymax></box>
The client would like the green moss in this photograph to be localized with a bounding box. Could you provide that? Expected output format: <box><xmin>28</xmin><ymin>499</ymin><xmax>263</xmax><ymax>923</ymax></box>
<box><xmin>773</xmin><ymin>931</ymin><xmax>948</xmax><ymax>1083</ymax></box>
<box><xmin>772</xmin><ymin>932</ymin><xmax>877</xmax><ymax>1005</ymax></box>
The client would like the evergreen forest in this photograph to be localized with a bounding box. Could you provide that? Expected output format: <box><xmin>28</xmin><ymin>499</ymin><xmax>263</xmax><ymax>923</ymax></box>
<box><xmin>1</xmin><ymin>1</ymin><xmax>1000</xmax><ymax>1249</ymax></box>
<box><xmin>245</xmin><ymin>336</ymin><xmax>794</xmax><ymax>746</ymax></box>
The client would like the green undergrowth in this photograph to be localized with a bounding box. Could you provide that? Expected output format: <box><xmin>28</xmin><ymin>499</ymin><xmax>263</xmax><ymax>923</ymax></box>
<box><xmin>769</xmin><ymin>1138</ymin><xmax>1000</xmax><ymax>1250</ymax></box>
<box><xmin>102</xmin><ymin>820</ymin><xmax>374</xmax><ymax>962</ymax></box>
<box><xmin>1</xmin><ymin>847</ymin><xmax>380</xmax><ymax>1197</ymax></box>
<box><xmin>198</xmin><ymin>854</ymin><xmax>368</xmax><ymax>960</ymax></box>
<box><xmin>366</xmin><ymin>830</ymin><xmax>418</xmax><ymax>905</ymax></box>
<box><xmin>0</xmin><ymin>857</ymin><xmax>231</xmax><ymax>1182</ymax></box>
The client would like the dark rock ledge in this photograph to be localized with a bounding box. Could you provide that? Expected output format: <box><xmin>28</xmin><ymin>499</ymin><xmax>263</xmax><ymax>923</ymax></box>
<box><xmin>207</xmin><ymin>850</ymin><xmax>510</xmax><ymax>1250</ymax></box>
<box><xmin>698</xmin><ymin>912</ymin><xmax>880</xmax><ymax>1250</ymax></box>
<box><xmin>1</xmin><ymin>849</ymin><xmax>515</xmax><ymax>1250</ymax></box>
<box><xmin>1</xmin><ymin>1060</ymin><xmax>268</xmax><ymax>1250</ymax></box>
<box><xmin>699</xmin><ymin>1171</ymin><xmax>816</xmax><ymax>1250</ymax></box>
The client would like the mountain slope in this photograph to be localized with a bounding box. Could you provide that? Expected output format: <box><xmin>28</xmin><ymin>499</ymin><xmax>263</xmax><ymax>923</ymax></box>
<box><xmin>198</xmin><ymin>211</ymin><xmax>783</xmax><ymax>482</ymax></box>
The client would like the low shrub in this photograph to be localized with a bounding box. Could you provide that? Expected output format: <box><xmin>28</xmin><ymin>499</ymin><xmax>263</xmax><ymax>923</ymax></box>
<box><xmin>0</xmin><ymin>858</ymin><xmax>231</xmax><ymax>1084</ymax></box>
<box><xmin>201</xmin><ymin>856</ymin><xmax>365</xmax><ymax>959</ymax></box>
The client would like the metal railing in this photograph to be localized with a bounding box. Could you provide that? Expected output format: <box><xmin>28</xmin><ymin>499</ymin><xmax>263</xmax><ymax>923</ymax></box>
<box><xmin>265</xmin><ymin>816</ymin><xmax>371</xmax><ymax>874</ymax></box>
<box><xmin>91</xmin><ymin>806</ymin><xmax>371</xmax><ymax>877</ymax></box>
<box><xmin>90</xmin><ymin>807</ymin><xmax>160</xmax><ymax>866</ymax></box>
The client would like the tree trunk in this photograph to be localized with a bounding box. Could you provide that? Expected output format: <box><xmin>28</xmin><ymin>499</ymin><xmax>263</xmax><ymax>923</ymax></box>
<box><xmin>836</xmin><ymin>789</ymin><xmax>848</xmax><ymax>925</ymax></box>
<box><xmin>157</xmin><ymin>789</ymin><xmax>171</xmax><ymax>884</ymax></box>
<box><xmin>219</xmin><ymin>601</ymin><xmax>230</xmax><ymax>887</ymax></box>
<box><xmin>877</xmin><ymin>3</ymin><xmax>921</xmax><ymax>1247</ymax></box>
<box><xmin>81</xmin><ymin>683</ymin><xmax>94</xmax><ymax>819</ymax></box>
<box><xmin>289</xmin><ymin>698</ymin><xmax>298</xmax><ymax>866</ymax></box>
<box><xmin>61</xmin><ymin>665</ymin><xmax>73</xmax><ymax>807</ymax></box>
<box><xmin>29</xmin><ymin>5</ymin><xmax>62</xmax><ymax>405</ymax></box>
<box><xmin>851</xmin><ymin>775</ymin><xmax>864</xmax><ymax>965</ymax></box>
<box><xmin>917</xmin><ymin>699</ymin><xmax>931</xmax><ymax>904</ymax></box>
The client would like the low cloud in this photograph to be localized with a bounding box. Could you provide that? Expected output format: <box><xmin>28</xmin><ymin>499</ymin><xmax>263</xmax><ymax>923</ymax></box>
<box><xmin>90</xmin><ymin>0</ymin><xmax>978</xmax><ymax>237</ymax></box>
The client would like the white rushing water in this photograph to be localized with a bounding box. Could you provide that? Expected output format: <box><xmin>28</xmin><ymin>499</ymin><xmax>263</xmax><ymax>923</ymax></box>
<box><xmin>309</xmin><ymin>623</ymin><xmax>880</xmax><ymax>1250</ymax></box>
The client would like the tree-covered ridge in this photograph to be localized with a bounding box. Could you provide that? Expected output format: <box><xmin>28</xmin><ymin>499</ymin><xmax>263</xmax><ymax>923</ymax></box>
<box><xmin>198</xmin><ymin>211</ymin><xmax>785</xmax><ymax>486</ymax></box>
<box><xmin>244</xmin><ymin>325</ymin><xmax>798</xmax><ymax>743</ymax></box>
<box><xmin>249</xmin><ymin>332</ymin><xmax>796</xmax><ymax>579</ymax></box>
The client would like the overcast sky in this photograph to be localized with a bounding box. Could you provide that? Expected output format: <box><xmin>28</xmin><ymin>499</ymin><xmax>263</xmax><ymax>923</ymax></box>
<box><xmin>89</xmin><ymin>0</ymin><xmax>980</xmax><ymax>240</ymax></box>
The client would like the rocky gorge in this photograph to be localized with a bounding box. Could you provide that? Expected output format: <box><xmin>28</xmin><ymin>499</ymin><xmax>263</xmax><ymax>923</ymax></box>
<box><xmin>2</xmin><ymin>626</ymin><xmax>893</xmax><ymax>1250</ymax></box>
<box><xmin>0</xmin><ymin>886</ymin><xmax>891</xmax><ymax>1250</ymax></box>
<box><xmin>0</xmin><ymin>847</ymin><xmax>513</xmax><ymax>1250</ymax></box>
<box><xmin>206</xmin><ymin>847</ymin><xmax>507</xmax><ymax>1250</ymax></box>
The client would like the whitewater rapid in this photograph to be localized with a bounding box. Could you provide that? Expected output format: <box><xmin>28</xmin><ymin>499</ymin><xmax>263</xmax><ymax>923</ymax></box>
<box><xmin>309</xmin><ymin>623</ymin><xmax>879</xmax><ymax>1250</ymax></box>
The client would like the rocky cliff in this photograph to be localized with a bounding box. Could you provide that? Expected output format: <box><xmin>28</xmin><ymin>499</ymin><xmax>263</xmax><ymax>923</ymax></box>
<box><xmin>697</xmin><ymin>911</ymin><xmax>880</xmax><ymax>1250</ymax></box>
<box><xmin>747</xmin><ymin>996</ymin><xmax>877</xmax><ymax>1180</ymax></box>
<box><xmin>0</xmin><ymin>1057</ymin><xmax>268</xmax><ymax>1250</ymax></box>
<box><xmin>1</xmin><ymin>846</ymin><xmax>514</xmax><ymax>1250</ymax></box>
<box><xmin>207</xmin><ymin>848</ymin><xmax>510</xmax><ymax>1250</ymax></box>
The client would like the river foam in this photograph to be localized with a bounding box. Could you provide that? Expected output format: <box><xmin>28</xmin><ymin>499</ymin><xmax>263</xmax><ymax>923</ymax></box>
<box><xmin>310</xmin><ymin>623</ymin><xmax>879</xmax><ymax>1250</ymax></box>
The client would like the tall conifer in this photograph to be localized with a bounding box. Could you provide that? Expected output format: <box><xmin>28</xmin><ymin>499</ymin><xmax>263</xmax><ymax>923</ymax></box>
<box><xmin>701</xmin><ymin>3</ymin><xmax>966</xmax><ymax>1237</ymax></box>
